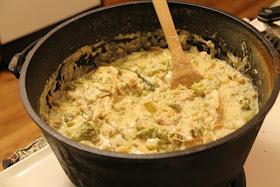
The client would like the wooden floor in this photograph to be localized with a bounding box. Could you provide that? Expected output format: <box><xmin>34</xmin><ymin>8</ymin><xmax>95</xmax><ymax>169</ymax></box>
<box><xmin>0</xmin><ymin>0</ymin><xmax>275</xmax><ymax>171</ymax></box>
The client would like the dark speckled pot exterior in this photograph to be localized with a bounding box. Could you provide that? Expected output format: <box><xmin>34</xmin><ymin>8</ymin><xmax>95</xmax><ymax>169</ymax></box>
<box><xmin>18</xmin><ymin>2</ymin><xmax>280</xmax><ymax>187</ymax></box>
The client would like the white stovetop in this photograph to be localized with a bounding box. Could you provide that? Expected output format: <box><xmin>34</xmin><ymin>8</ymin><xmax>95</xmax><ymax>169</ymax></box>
<box><xmin>0</xmin><ymin>10</ymin><xmax>280</xmax><ymax>187</ymax></box>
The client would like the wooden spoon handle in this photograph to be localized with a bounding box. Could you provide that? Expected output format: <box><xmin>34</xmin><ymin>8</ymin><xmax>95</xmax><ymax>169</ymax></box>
<box><xmin>152</xmin><ymin>0</ymin><xmax>203</xmax><ymax>89</ymax></box>
<box><xmin>152</xmin><ymin>0</ymin><xmax>185</xmax><ymax>62</ymax></box>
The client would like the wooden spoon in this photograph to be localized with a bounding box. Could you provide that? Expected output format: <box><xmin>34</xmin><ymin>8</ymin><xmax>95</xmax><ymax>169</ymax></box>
<box><xmin>152</xmin><ymin>0</ymin><xmax>203</xmax><ymax>89</ymax></box>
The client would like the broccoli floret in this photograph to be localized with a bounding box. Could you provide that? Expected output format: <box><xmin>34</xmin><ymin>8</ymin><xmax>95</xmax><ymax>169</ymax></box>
<box><xmin>72</xmin><ymin>121</ymin><xmax>98</xmax><ymax>141</ymax></box>
<box><xmin>136</xmin><ymin>127</ymin><xmax>158</xmax><ymax>139</ymax></box>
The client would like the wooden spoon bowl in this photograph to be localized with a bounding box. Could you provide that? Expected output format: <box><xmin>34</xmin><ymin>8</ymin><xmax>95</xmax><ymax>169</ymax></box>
<box><xmin>152</xmin><ymin>0</ymin><xmax>203</xmax><ymax>89</ymax></box>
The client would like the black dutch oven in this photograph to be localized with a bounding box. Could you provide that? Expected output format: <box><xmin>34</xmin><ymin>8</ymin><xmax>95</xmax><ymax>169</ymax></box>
<box><xmin>9</xmin><ymin>1</ymin><xmax>280</xmax><ymax>187</ymax></box>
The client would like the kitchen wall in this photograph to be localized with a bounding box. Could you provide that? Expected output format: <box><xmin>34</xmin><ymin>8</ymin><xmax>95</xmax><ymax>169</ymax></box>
<box><xmin>0</xmin><ymin>0</ymin><xmax>101</xmax><ymax>44</ymax></box>
<box><xmin>0</xmin><ymin>0</ymin><xmax>101</xmax><ymax>68</ymax></box>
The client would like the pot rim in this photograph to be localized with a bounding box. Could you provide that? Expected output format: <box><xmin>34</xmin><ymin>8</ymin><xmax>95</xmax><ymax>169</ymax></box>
<box><xmin>19</xmin><ymin>1</ymin><xmax>280</xmax><ymax>160</ymax></box>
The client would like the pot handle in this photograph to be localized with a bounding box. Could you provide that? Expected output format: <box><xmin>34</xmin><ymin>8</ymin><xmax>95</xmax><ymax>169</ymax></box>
<box><xmin>8</xmin><ymin>40</ymin><xmax>38</xmax><ymax>78</ymax></box>
<box><xmin>258</xmin><ymin>6</ymin><xmax>280</xmax><ymax>23</ymax></box>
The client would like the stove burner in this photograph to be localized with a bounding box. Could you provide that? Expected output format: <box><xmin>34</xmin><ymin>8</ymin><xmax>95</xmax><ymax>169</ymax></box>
<box><xmin>229</xmin><ymin>168</ymin><xmax>246</xmax><ymax>187</ymax></box>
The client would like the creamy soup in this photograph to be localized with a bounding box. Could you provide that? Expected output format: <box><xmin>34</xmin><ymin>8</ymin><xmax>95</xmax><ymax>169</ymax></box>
<box><xmin>40</xmin><ymin>45</ymin><xmax>258</xmax><ymax>154</ymax></box>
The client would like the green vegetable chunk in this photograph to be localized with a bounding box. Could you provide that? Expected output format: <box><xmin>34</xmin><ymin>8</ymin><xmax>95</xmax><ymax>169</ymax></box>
<box><xmin>168</xmin><ymin>103</ymin><xmax>181</xmax><ymax>113</ymax></box>
<box><xmin>191</xmin><ymin>82</ymin><xmax>206</xmax><ymax>96</ymax></box>
<box><xmin>144</xmin><ymin>101</ymin><xmax>158</xmax><ymax>114</ymax></box>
